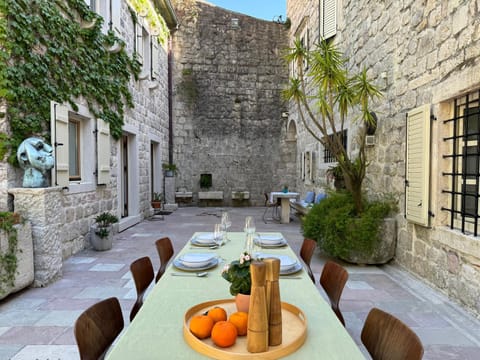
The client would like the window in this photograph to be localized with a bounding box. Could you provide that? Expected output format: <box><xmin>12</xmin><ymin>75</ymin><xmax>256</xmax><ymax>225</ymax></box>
<box><xmin>320</xmin><ymin>0</ymin><xmax>337</xmax><ymax>40</ymax></box>
<box><xmin>51</xmin><ymin>101</ymin><xmax>110</xmax><ymax>192</ymax></box>
<box><xmin>135</xmin><ymin>20</ymin><xmax>150</xmax><ymax>79</ymax></box>
<box><xmin>323</xmin><ymin>130</ymin><xmax>347</xmax><ymax>163</ymax></box>
<box><xmin>86</xmin><ymin>0</ymin><xmax>121</xmax><ymax>35</ymax></box>
<box><xmin>293</xmin><ymin>16</ymin><xmax>310</xmax><ymax>77</ymax></box>
<box><xmin>68</xmin><ymin>119</ymin><xmax>81</xmax><ymax>180</ymax></box>
<box><xmin>442</xmin><ymin>91</ymin><xmax>480</xmax><ymax>235</ymax></box>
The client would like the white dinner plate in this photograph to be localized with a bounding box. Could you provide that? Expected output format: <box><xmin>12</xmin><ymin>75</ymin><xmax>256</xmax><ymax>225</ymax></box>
<box><xmin>178</xmin><ymin>253</ymin><xmax>216</xmax><ymax>268</ymax></box>
<box><xmin>256</xmin><ymin>253</ymin><xmax>298</xmax><ymax>271</ymax></box>
<box><xmin>254</xmin><ymin>237</ymin><xmax>287</xmax><ymax>248</ymax></box>
<box><xmin>258</xmin><ymin>234</ymin><xmax>284</xmax><ymax>244</ymax></box>
<box><xmin>191</xmin><ymin>233</ymin><xmax>216</xmax><ymax>246</ymax></box>
<box><xmin>173</xmin><ymin>257</ymin><xmax>219</xmax><ymax>272</ymax></box>
<box><xmin>280</xmin><ymin>262</ymin><xmax>303</xmax><ymax>275</ymax></box>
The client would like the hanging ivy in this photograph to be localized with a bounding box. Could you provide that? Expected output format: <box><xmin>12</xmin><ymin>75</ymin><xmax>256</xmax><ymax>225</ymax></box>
<box><xmin>0</xmin><ymin>0</ymin><xmax>141</xmax><ymax>164</ymax></box>
<box><xmin>0</xmin><ymin>212</ymin><xmax>21</xmax><ymax>295</ymax></box>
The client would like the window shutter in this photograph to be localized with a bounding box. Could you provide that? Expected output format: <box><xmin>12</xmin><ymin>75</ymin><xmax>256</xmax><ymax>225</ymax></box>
<box><xmin>152</xmin><ymin>37</ymin><xmax>160</xmax><ymax>80</ymax></box>
<box><xmin>135</xmin><ymin>21</ymin><xmax>144</xmax><ymax>64</ymax></box>
<box><xmin>51</xmin><ymin>102</ymin><xmax>69</xmax><ymax>187</ymax></box>
<box><xmin>97</xmin><ymin>118</ymin><xmax>111</xmax><ymax>185</ymax></box>
<box><xmin>111</xmin><ymin>0</ymin><xmax>122</xmax><ymax>36</ymax></box>
<box><xmin>406</xmin><ymin>104</ymin><xmax>431</xmax><ymax>226</ymax></box>
<box><xmin>321</xmin><ymin>0</ymin><xmax>337</xmax><ymax>39</ymax></box>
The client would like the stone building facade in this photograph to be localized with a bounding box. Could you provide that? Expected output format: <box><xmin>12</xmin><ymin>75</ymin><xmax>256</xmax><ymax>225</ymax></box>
<box><xmin>287</xmin><ymin>0</ymin><xmax>480</xmax><ymax>315</ymax></box>
<box><xmin>1</xmin><ymin>0</ymin><xmax>176</xmax><ymax>286</ymax></box>
<box><xmin>172</xmin><ymin>1</ymin><xmax>293</xmax><ymax>206</ymax></box>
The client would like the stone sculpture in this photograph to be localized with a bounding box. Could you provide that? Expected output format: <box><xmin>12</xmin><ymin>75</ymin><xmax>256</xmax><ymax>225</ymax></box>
<box><xmin>17</xmin><ymin>137</ymin><xmax>55</xmax><ymax>188</ymax></box>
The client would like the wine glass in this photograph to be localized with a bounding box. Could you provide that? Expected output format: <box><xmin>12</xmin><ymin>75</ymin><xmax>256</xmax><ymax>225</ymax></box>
<box><xmin>213</xmin><ymin>223</ymin><xmax>224</xmax><ymax>247</ymax></box>
<box><xmin>221</xmin><ymin>211</ymin><xmax>231</xmax><ymax>240</ymax></box>
<box><xmin>244</xmin><ymin>216</ymin><xmax>256</xmax><ymax>235</ymax></box>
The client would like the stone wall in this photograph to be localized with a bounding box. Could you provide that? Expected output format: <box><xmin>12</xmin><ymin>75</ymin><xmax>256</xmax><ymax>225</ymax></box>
<box><xmin>172</xmin><ymin>1</ymin><xmax>293</xmax><ymax>206</ymax></box>
<box><xmin>287</xmin><ymin>0</ymin><xmax>480</xmax><ymax>315</ymax></box>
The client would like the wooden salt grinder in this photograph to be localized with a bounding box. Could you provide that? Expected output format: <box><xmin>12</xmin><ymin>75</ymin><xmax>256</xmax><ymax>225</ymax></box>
<box><xmin>264</xmin><ymin>258</ymin><xmax>282</xmax><ymax>346</ymax></box>
<box><xmin>247</xmin><ymin>261</ymin><xmax>269</xmax><ymax>353</ymax></box>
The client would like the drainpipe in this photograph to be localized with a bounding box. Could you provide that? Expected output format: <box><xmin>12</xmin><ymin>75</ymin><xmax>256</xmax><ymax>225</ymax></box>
<box><xmin>168</xmin><ymin>35</ymin><xmax>174</xmax><ymax>164</ymax></box>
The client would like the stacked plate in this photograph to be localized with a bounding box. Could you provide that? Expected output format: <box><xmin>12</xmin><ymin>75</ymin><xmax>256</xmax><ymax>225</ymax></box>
<box><xmin>254</xmin><ymin>234</ymin><xmax>287</xmax><ymax>248</ymax></box>
<box><xmin>174</xmin><ymin>253</ymin><xmax>218</xmax><ymax>271</ymax></box>
<box><xmin>256</xmin><ymin>253</ymin><xmax>302</xmax><ymax>275</ymax></box>
<box><xmin>191</xmin><ymin>233</ymin><xmax>216</xmax><ymax>247</ymax></box>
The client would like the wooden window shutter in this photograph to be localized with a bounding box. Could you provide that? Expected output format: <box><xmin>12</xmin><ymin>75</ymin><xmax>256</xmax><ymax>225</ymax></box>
<box><xmin>406</xmin><ymin>104</ymin><xmax>431</xmax><ymax>226</ymax></box>
<box><xmin>135</xmin><ymin>21</ymin><xmax>144</xmax><ymax>64</ymax></box>
<box><xmin>51</xmin><ymin>102</ymin><xmax>69</xmax><ymax>187</ymax></box>
<box><xmin>97</xmin><ymin>118</ymin><xmax>111</xmax><ymax>185</ymax></box>
<box><xmin>152</xmin><ymin>38</ymin><xmax>160</xmax><ymax>80</ymax></box>
<box><xmin>321</xmin><ymin>0</ymin><xmax>337</xmax><ymax>39</ymax></box>
<box><xmin>111</xmin><ymin>0</ymin><xmax>122</xmax><ymax>36</ymax></box>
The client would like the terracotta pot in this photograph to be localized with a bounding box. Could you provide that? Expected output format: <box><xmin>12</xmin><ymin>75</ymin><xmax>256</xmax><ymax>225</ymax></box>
<box><xmin>235</xmin><ymin>293</ymin><xmax>251</xmax><ymax>313</ymax></box>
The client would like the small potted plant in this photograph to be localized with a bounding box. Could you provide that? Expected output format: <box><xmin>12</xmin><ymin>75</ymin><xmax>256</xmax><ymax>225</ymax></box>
<box><xmin>222</xmin><ymin>252</ymin><xmax>252</xmax><ymax>312</ymax></box>
<box><xmin>151</xmin><ymin>192</ymin><xmax>163</xmax><ymax>209</ymax></box>
<box><xmin>162</xmin><ymin>163</ymin><xmax>177</xmax><ymax>177</ymax></box>
<box><xmin>90</xmin><ymin>212</ymin><xmax>119</xmax><ymax>251</ymax></box>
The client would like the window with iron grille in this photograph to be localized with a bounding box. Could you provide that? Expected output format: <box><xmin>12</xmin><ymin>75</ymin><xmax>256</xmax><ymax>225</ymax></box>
<box><xmin>442</xmin><ymin>90</ymin><xmax>480</xmax><ymax>236</ymax></box>
<box><xmin>323</xmin><ymin>130</ymin><xmax>347</xmax><ymax>163</ymax></box>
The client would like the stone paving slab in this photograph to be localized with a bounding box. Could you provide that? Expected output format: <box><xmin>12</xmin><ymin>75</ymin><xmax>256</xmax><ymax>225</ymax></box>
<box><xmin>0</xmin><ymin>206</ymin><xmax>480</xmax><ymax>359</ymax></box>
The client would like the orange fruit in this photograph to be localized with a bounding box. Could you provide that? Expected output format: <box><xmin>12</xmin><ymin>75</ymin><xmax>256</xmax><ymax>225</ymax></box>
<box><xmin>228</xmin><ymin>311</ymin><xmax>248</xmax><ymax>336</ymax></box>
<box><xmin>211</xmin><ymin>320</ymin><xmax>238</xmax><ymax>348</ymax></box>
<box><xmin>189</xmin><ymin>315</ymin><xmax>214</xmax><ymax>339</ymax></box>
<box><xmin>207</xmin><ymin>306</ymin><xmax>227</xmax><ymax>323</ymax></box>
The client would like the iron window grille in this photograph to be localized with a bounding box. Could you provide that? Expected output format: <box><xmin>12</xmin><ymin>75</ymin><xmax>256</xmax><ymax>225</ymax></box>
<box><xmin>323</xmin><ymin>130</ymin><xmax>347</xmax><ymax>163</ymax></box>
<box><xmin>442</xmin><ymin>90</ymin><xmax>480</xmax><ymax>236</ymax></box>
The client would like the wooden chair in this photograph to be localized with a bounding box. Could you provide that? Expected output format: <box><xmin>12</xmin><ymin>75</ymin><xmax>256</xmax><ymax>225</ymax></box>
<box><xmin>130</xmin><ymin>256</ymin><xmax>154</xmax><ymax>321</ymax></box>
<box><xmin>155</xmin><ymin>237</ymin><xmax>174</xmax><ymax>283</ymax></box>
<box><xmin>300</xmin><ymin>238</ymin><xmax>316</xmax><ymax>283</ymax></box>
<box><xmin>319</xmin><ymin>260</ymin><xmax>348</xmax><ymax>326</ymax></box>
<box><xmin>361</xmin><ymin>307</ymin><xmax>424</xmax><ymax>360</ymax></box>
<box><xmin>74</xmin><ymin>297</ymin><xmax>124</xmax><ymax>360</ymax></box>
<box><xmin>263</xmin><ymin>193</ymin><xmax>280</xmax><ymax>223</ymax></box>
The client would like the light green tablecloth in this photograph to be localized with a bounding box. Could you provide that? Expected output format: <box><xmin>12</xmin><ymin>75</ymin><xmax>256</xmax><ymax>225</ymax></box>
<box><xmin>106</xmin><ymin>232</ymin><xmax>365</xmax><ymax>359</ymax></box>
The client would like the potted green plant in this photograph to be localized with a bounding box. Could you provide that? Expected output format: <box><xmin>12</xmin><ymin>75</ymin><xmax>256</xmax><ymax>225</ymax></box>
<box><xmin>162</xmin><ymin>163</ymin><xmax>177</xmax><ymax>177</ymax></box>
<box><xmin>90</xmin><ymin>212</ymin><xmax>119</xmax><ymax>251</ymax></box>
<box><xmin>222</xmin><ymin>252</ymin><xmax>252</xmax><ymax>312</ymax></box>
<box><xmin>151</xmin><ymin>192</ymin><xmax>163</xmax><ymax>209</ymax></box>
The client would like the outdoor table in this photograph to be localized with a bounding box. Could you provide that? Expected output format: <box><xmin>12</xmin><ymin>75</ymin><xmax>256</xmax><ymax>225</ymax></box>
<box><xmin>106</xmin><ymin>232</ymin><xmax>364</xmax><ymax>359</ymax></box>
<box><xmin>270</xmin><ymin>192</ymin><xmax>299</xmax><ymax>224</ymax></box>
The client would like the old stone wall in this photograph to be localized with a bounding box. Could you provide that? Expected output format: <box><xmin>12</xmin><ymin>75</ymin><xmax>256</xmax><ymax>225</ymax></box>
<box><xmin>172</xmin><ymin>1</ymin><xmax>292</xmax><ymax>206</ymax></box>
<box><xmin>287</xmin><ymin>0</ymin><xmax>480</xmax><ymax>315</ymax></box>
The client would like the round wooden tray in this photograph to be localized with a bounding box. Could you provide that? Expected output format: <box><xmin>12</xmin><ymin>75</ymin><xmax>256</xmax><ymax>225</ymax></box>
<box><xmin>183</xmin><ymin>299</ymin><xmax>307</xmax><ymax>359</ymax></box>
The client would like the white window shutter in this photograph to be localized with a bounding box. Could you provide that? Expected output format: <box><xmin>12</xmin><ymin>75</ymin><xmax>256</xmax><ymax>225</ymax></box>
<box><xmin>97</xmin><ymin>118</ymin><xmax>111</xmax><ymax>185</ymax></box>
<box><xmin>321</xmin><ymin>0</ymin><xmax>337</xmax><ymax>39</ymax></box>
<box><xmin>135</xmin><ymin>21</ymin><xmax>144</xmax><ymax>64</ymax></box>
<box><xmin>111</xmin><ymin>0</ymin><xmax>122</xmax><ymax>36</ymax></box>
<box><xmin>51</xmin><ymin>102</ymin><xmax>69</xmax><ymax>187</ymax></box>
<box><xmin>406</xmin><ymin>104</ymin><xmax>431</xmax><ymax>226</ymax></box>
<box><xmin>152</xmin><ymin>38</ymin><xmax>160</xmax><ymax>80</ymax></box>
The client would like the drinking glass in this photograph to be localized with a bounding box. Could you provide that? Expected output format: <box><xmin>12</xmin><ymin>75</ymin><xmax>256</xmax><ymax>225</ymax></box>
<box><xmin>244</xmin><ymin>216</ymin><xmax>256</xmax><ymax>235</ymax></box>
<box><xmin>221</xmin><ymin>211</ymin><xmax>231</xmax><ymax>239</ymax></box>
<box><xmin>213</xmin><ymin>223</ymin><xmax>224</xmax><ymax>246</ymax></box>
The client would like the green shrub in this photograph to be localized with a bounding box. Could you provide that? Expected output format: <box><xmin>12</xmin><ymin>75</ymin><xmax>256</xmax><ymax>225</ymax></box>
<box><xmin>302</xmin><ymin>191</ymin><xmax>393</xmax><ymax>259</ymax></box>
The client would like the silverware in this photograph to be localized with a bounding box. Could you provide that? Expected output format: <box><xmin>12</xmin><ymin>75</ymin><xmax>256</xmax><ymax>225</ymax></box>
<box><xmin>171</xmin><ymin>272</ymin><xmax>208</xmax><ymax>277</ymax></box>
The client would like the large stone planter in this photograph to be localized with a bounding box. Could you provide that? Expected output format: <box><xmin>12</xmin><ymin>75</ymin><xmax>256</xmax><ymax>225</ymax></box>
<box><xmin>90</xmin><ymin>224</ymin><xmax>113</xmax><ymax>251</ymax></box>
<box><xmin>0</xmin><ymin>222</ymin><xmax>34</xmax><ymax>300</ymax></box>
<box><xmin>339</xmin><ymin>218</ymin><xmax>397</xmax><ymax>265</ymax></box>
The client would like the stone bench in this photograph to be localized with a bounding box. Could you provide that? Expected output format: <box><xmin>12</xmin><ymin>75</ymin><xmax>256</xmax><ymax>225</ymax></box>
<box><xmin>198</xmin><ymin>191</ymin><xmax>224</xmax><ymax>200</ymax></box>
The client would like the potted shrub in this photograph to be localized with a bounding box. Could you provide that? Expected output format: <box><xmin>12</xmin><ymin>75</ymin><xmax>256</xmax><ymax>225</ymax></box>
<box><xmin>90</xmin><ymin>212</ymin><xmax>119</xmax><ymax>251</ymax></box>
<box><xmin>151</xmin><ymin>192</ymin><xmax>163</xmax><ymax>209</ymax></box>
<box><xmin>222</xmin><ymin>252</ymin><xmax>252</xmax><ymax>312</ymax></box>
<box><xmin>162</xmin><ymin>163</ymin><xmax>177</xmax><ymax>177</ymax></box>
<box><xmin>302</xmin><ymin>191</ymin><xmax>396</xmax><ymax>264</ymax></box>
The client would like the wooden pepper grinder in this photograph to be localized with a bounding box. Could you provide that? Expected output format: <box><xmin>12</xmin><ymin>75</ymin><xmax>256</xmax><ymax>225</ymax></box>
<box><xmin>247</xmin><ymin>261</ymin><xmax>269</xmax><ymax>353</ymax></box>
<box><xmin>264</xmin><ymin>258</ymin><xmax>282</xmax><ymax>346</ymax></box>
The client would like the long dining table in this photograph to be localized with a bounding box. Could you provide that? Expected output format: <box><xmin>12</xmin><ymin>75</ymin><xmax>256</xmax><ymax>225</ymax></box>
<box><xmin>106</xmin><ymin>232</ymin><xmax>364</xmax><ymax>359</ymax></box>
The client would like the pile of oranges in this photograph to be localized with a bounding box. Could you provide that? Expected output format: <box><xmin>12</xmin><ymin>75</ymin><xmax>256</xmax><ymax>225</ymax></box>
<box><xmin>189</xmin><ymin>306</ymin><xmax>248</xmax><ymax>348</ymax></box>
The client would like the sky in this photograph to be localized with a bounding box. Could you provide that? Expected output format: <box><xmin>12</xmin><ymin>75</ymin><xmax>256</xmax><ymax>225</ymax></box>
<box><xmin>204</xmin><ymin>0</ymin><xmax>286</xmax><ymax>22</ymax></box>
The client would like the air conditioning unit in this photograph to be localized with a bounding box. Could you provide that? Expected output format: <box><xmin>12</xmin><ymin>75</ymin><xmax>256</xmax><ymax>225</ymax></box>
<box><xmin>366</xmin><ymin>135</ymin><xmax>375</xmax><ymax>146</ymax></box>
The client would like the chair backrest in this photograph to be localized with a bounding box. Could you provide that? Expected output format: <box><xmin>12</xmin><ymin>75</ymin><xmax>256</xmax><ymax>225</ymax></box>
<box><xmin>300</xmin><ymin>238</ymin><xmax>316</xmax><ymax>283</ymax></box>
<box><xmin>74</xmin><ymin>297</ymin><xmax>124</xmax><ymax>360</ymax></box>
<box><xmin>264</xmin><ymin>193</ymin><xmax>269</xmax><ymax>206</ymax></box>
<box><xmin>155</xmin><ymin>237</ymin><xmax>174</xmax><ymax>283</ymax></box>
<box><xmin>315</xmin><ymin>193</ymin><xmax>327</xmax><ymax>204</ymax></box>
<box><xmin>320</xmin><ymin>261</ymin><xmax>348</xmax><ymax>325</ymax></box>
<box><xmin>361</xmin><ymin>307</ymin><xmax>424</xmax><ymax>360</ymax></box>
<box><xmin>130</xmin><ymin>256</ymin><xmax>154</xmax><ymax>321</ymax></box>
<box><xmin>304</xmin><ymin>191</ymin><xmax>315</xmax><ymax>203</ymax></box>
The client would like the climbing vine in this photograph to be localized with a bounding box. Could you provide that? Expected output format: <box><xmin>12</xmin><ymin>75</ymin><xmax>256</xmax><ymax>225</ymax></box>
<box><xmin>0</xmin><ymin>212</ymin><xmax>21</xmax><ymax>295</ymax></box>
<box><xmin>0</xmin><ymin>0</ymin><xmax>141</xmax><ymax>164</ymax></box>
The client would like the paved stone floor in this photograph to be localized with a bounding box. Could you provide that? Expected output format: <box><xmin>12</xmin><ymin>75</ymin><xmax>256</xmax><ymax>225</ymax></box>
<box><xmin>1</xmin><ymin>206</ymin><xmax>480</xmax><ymax>359</ymax></box>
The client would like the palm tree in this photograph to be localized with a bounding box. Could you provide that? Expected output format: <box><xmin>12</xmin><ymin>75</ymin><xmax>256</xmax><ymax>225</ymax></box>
<box><xmin>283</xmin><ymin>39</ymin><xmax>382</xmax><ymax>213</ymax></box>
